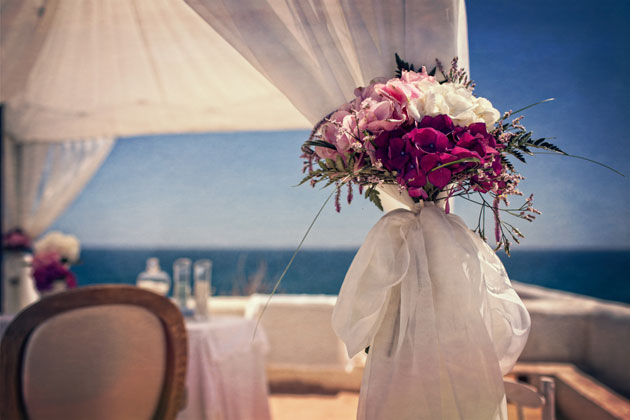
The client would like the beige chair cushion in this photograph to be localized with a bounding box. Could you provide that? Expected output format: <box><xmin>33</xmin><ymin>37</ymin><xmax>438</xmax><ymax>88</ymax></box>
<box><xmin>22</xmin><ymin>304</ymin><xmax>166</xmax><ymax>420</ymax></box>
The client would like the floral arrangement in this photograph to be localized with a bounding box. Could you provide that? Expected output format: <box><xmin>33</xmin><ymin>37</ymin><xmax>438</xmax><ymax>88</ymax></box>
<box><xmin>34</xmin><ymin>231</ymin><xmax>81</xmax><ymax>264</ymax></box>
<box><xmin>32</xmin><ymin>251</ymin><xmax>77</xmax><ymax>292</ymax></box>
<box><xmin>2</xmin><ymin>228</ymin><xmax>32</xmax><ymax>251</ymax></box>
<box><xmin>300</xmin><ymin>56</ymin><xmax>565</xmax><ymax>254</ymax></box>
<box><xmin>32</xmin><ymin>231</ymin><xmax>80</xmax><ymax>292</ymax></box>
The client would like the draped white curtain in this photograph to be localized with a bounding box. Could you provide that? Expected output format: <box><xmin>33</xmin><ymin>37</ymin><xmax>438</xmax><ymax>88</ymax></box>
<box><xmin>2</xmin><ymin>134</ymin><xmax>113</xmax><ymax>313</ymax></box>
<box><xmin>1</xmin><ymin>0</ymin><xmax>309</xmax><ymax>143</ymax></box>
<box><xmin>186</xmin><ymin>0</ymin><xmax>469</xmax><ymax>125</ymax></box>
<box><xmin>2</xmin><ymin>135</ymin><xmax>115</xmax><ymax>238</ymax></box>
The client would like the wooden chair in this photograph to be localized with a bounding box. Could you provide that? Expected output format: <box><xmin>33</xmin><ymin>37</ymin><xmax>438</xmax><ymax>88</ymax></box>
<box><xmin>505</xmin><ymin>376</ymin><xmax>556</xmax><ymax>420</ymax></box>
<box><xmin>0</xmin><ymin>285</ymin><xmax>188</xmax><ymax>420</ymax></box>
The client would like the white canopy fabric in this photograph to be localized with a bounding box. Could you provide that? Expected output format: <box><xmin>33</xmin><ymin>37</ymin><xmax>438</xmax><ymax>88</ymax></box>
<box><xmin>184</xmin><ymin>0</ymin><xmax>467</xmax><ymax>212</ymax></box>
<box><xmin>1</xmin><ymin>0</ymin><xmax>310</xmax><ymax>144</ymax></box>
<box><xmin>185</xmin><ymin>0</ymin><xmax>469</xmax><ymax>126</ymax></box>
<box><xmin>2</xmin><ymin>135</ymin><xmax>114</xmax><ymax>237</ymax></box>
<box><xmin>1</xmin><ymin>0</ymin><xmax>313</xmax><ymax>243</ymax></box>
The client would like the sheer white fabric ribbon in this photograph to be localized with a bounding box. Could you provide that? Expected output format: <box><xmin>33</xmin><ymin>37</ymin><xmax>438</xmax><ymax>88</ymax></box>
<box><xmin>332</xmin><ymin>203</ymin><xmax>530</xmax><ymax>420</ymax></box>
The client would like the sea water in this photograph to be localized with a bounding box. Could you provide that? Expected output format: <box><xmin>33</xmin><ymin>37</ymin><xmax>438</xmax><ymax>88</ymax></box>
<box><xmin>72</xmin><ymin>248</ymin><xmax>630</xmax><ymax>304</ymax></box>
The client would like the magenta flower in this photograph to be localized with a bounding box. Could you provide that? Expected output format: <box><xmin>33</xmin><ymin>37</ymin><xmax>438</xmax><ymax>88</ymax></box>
<box><xmin>403</xmin><ymin>165</ymin><xmax>427</xmax><ymax>189</ymax></box>
<box><xmin>32</xmin><ymin>251</ymin><xmax>78</xmax><ymax>292</ymax></box>
<box><xmin>455</xmin><ymin>132</ymin><xmax>498</xmax><ymax>163</ymax></box>
<box><xmin>418</xmin><ymin>115</ymin><xmax>455</xmax><ymax>135</ymax></box>
<box><xmin>389</xmin><ymin>137</ymin><xmax>412</xmax><ymax>169</ymax></box>
<box><xmin>420</xmin><ymin>153</ymin><xmax>452</xmax><ymax>189</ymax></box>
<box><xmin>405</xmin><ymin>128</ymin><xmax>451</xmax><ymax>154</ymax></box>
<box><xmin>376</xmin><ymin>135</ymin><xmax>414</xmax><ymax>171</ymax></box>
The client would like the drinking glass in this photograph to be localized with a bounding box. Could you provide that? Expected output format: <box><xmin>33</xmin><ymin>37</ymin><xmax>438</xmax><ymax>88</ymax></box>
<box><xmin>194</xmin><ymin>259</ymin><xmax>212</xmax><ymax>320</ymax></box>
<box><xmin>173</xmin><ymin>258</ymin><xmax>192</xmax><ymax>313</ymax></box>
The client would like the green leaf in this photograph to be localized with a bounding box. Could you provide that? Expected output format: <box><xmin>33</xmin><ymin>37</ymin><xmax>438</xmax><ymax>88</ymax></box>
<box><xmin>305</xmin><ymin>140</ymin><xmax>337</xmax><ymax>150</ymax></box>
<box><xmin>395</xmin><ymin>53</ymin><xmax>415</xmax><ymax>78</ymax></box>
<box><xmin>297</xmin><ymin>173</ymin><xmax>314</xmax><ymax>186</ymax></box>
<box><xmin>366</xmin><ymin>188</ymin><xmax>383</xmax><ymax>211</ymax></box>
<box><xmin>335</xmin><ymin>155</ymin><xmax>346</xmax><ymax>172</ymax></box>
<box><xmin>510</xmin><ymin>149</ymin><xmax>527</xmax><ymax>163</ymax></box>
<box><xmin>501</xmin><ymin>156</ymin><xmax>515</xmax><ymax>172</ymax></box>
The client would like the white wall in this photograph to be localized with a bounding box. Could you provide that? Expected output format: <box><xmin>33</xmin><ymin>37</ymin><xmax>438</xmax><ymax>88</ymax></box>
<box><xmin>209</xmin><ymin>283</ymin><xmax>630</xmax><ymax>396</ymax></box>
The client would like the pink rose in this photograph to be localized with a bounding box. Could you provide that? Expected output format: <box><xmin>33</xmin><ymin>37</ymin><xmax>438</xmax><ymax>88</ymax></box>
<box><xmin>357</xmin><ymin>99</ymin><xmax>406</xmax><ymax>133</ymax></box>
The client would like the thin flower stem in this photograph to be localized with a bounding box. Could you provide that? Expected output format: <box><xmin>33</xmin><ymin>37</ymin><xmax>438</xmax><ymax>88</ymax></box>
<box><xmin>455</xmin><ymin>194</ymin><xmax>527</xmax><ymax>212</ymax></box>
<box><xmin>253</xmin><ymin>177</ymin><xmax>349</xmax><ymax>340</ymax></box>
<box><xmin>511</xmin><ymin>98</ymin><xmax>555</xmax><ymax>115</ymax></box>
<box><xmin>533</xmin><ymin>152</ymin><xmax>624</xmax><ymax>177</ymax></box>
<box><xmin>429</xmin><ymin>157</ymin><xmax>480</xmax><ymax>172</ymax></box>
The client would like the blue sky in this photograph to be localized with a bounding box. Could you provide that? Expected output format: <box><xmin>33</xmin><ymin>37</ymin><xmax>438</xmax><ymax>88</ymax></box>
<box><xmin>51</xmin><ymin>0</ymin><xmax>630</xmax><ymax>250</ymax></box>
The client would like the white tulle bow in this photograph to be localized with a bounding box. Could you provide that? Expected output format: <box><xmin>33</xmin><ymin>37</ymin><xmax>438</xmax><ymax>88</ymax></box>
<box><xmin>332</xmin><ymin>204</ymin><xmax>530</xmax><ymax>420</ymax></box>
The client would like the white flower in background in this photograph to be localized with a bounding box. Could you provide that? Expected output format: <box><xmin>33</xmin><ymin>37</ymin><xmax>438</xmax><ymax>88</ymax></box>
<box><xmin>407</xmin><ymin>80</ymin><xmax>500</xmax><ymax>129</ymax></box>
<box><xmin>34</xmin><ymin>231</ymin><xmax>81</xmax><ymax>264</ymax></box>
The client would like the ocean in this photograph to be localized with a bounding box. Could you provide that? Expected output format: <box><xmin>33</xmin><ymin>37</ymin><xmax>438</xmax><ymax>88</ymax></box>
<box><xmin>72</xmin><ymin>248</ymin><xmax>630</xmax><ymax>304</ymax></box>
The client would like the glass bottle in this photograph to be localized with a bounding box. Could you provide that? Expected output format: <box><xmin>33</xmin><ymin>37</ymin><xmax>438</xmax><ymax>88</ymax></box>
<box><xmin>194</xmin><ymin>259</ymin><xmax>212</xmax><ymax>320</ymax></box>
<box><xmin>136</xmin><ymin>257</ymin><xmax>171</xmax><ymax>296</ymax></box>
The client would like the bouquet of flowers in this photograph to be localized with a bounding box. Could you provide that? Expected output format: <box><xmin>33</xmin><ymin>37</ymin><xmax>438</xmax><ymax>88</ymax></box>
<box><xmin>32</xmin><ymin>231</ymin><xmax>80</xmax><ymax>292</ymax></box>
<box><xmin>300</xmin><ymin>56</ymin><xmax>564</xmax><ymax>254</ymax></box>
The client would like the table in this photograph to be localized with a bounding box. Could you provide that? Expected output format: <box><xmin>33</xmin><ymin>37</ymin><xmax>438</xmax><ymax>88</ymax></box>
<box><xmin>0</xmin><ymin>314</ymin><xmax>271</xmax><ymax>420</ymax></box>
<box><xmin>180</xmin><ymin>317</ymin><xmax>271</xmax><ymax>420</ymax></box>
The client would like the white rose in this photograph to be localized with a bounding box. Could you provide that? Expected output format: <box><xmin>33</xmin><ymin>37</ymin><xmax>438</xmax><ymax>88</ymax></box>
<box><xmin>443</xmin><ymin>87</ymin><xmax>476</xmax><ymax>126</ymax></box>
<box><xmin>34</xmin><ymin>231</ymin><xmax>81</xmax><ymax>263</ymax></box>
<box><xmin>407</xmin><ymin>80</ymin><xmax>500</xmax><ymax>130</ymax></box>
<box><xmin>474</xmin><ymin>97</ymin><xmax>500</xmax><ymax>128</ymax></box>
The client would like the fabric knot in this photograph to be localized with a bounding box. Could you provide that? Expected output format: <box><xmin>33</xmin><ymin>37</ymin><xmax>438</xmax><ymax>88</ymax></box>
<box><xmin>412</xmin><ymin>200</ymin><xmax>436</xmax><ymax>214</ymax></box>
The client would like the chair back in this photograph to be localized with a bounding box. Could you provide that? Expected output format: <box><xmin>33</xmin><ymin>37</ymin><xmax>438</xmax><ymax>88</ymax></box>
<box><xmin>504</xmin><ymin>376</ymin><xmax>556</xmax><ymax>420</ymax></box>
<box><xmin>0</xmin><ymin>285</ymin><xmax>187</xmax><ymax>420</ymax></box>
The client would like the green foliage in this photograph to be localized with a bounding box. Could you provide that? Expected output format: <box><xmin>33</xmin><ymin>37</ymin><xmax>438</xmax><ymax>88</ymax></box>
<box><xmin>394</xmin><ymin>53</ymin><xmax>436</xmax><ymax>79</ymax></box>
<box><xmin>364</xmin><ymin>186</ymin><xmax>383</xmax><ymax>211</ymax></box>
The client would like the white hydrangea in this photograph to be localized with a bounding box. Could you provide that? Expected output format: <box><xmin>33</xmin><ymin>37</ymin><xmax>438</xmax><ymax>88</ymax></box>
<box><xmin>407</xmin><ymin>80</ymin><xmax>500</xmax><ymax>129</ymax></box>
<box><xmin>34</xmin><ymin>231</ymin><xmax>81</xmax><ymax>263</ymax></box>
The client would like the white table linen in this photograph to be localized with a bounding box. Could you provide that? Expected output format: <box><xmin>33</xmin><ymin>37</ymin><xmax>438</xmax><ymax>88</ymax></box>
<box><xmin>180</xmin><ymin>317</ymin><xmax>271</xmax><ymax>420</ymax></box>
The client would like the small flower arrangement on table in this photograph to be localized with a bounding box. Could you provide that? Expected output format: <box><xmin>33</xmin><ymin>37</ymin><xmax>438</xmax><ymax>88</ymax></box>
<box><xmin>32</xmin><ymin>231</ymin><xmax>80</xmax><ymax>293</ymax></box>
<box><xmin>300</xmin><ymin>55</ymin><xmax>565</xmax><ymax>254</ymax></box>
